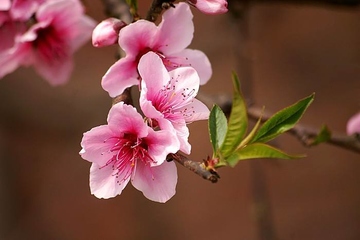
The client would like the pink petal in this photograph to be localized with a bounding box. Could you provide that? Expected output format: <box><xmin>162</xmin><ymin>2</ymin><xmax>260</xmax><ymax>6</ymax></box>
<box><xmin>107</xmin><ymin>102</ymin><xmax>148</xmax><ymax>138</ymax></box>
<box><xmin>138</xmin><ymin>51</ymin><xmax>170</xmax><ymax>94</ymax></box>
<box><xmin>173</xmin><ymin>121</ymin><xmax>191</xmax><ymax>154</ymax></box>
<box><xmin>80</xmin><ymin>125</ymin><xmax>117</xmax><ymax>166</ymax></box>
<box><xmin>0</xmin><ymin>42</ymin><xmax>30</xmax><ymax>79</ymax></box>
<box><xmin>101</xmin><ymin>57</ymin><xmax>139</xmax><ymax>97</ymax></box>
<box><xmin>10</xmin><ymin>0</ymin><xmax>43</xmax><ymax>20</ymax></box>
<box><xmin>0</xmin><ymin>20</ymin><xmax>25</xmax><ymax>52</ymax></box>
<box><xmin>169</xmin><ymin>49</ymin><xmax>212</xmax><ymax>85</ymax></box>
<box><xmin>167</xmin><ymin>66</ymin><xmax>200</xmax><ymax>105</ymax></box>
<box><xmin>347</xmin><ymin>112</ymin><xmax>360</xmax><ymax>135</ymax></box>
<box><xmin>132</xmin><ymin>161</ymin><xmax>177</xmax><ymax>203</ymax></box>
<box><xmin>69</xmin><ymin>15</ymin><xmax>97</xmax><ymax>52</ymax></box>
<box><xmin>180</xmin><ymin>98</ymin><xmax>210</xmax><ymax>123</ymax></box>
<box><xmin>119</xmin><ymin>20</ymin><xmax>158</xmax><ymax>56</ymax></box>
<box><xmin>0</xmin><ymin>0</ymin><xmax>11</xmax><ymax>11</ymax></box>
<box><xmin>0</xmin><ymin>12</ymin><xmax>9</xmax><ymax>25</ymax></box>
<box><xmin>146</xmin><ymin>128</ymin><xmax>180</xmax><ymax>165</ymax></box>
<box><xmin>33</xmin><ymin>52</ymin><xmax>74</xmax><ymax>85</ymax></box>
<box><xmin>140</xmin><ymin>99</ymin><xmax>165</xmax><ymax>120</ymax></box>
<box><xmin>156</xmin><ymin>3</ymin><xmax>194</xmax><ymax>55</ymax></box>
<box><xmin>90</xmin><ymin>163</ymin><xmax>131</xmax><ymax>199</ymax></box>
<box><xmin>188</xmin><ymin>0</ymin><xmax>228</xmax><ymax>15</ymax></box>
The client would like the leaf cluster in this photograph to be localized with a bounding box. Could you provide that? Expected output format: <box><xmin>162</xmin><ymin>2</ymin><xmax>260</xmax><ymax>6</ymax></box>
<box><xmin>208</xmin><ymin>73</ymin><xmax>314</xmax><ymax>167</ymax></box>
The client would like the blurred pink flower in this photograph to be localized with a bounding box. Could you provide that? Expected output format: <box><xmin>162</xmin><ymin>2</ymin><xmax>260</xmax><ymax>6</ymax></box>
<box><xmin>0</xmin><ymin>0</ymin><xmax>96</xmax><ymax>85</ymax></box>
<box><xmin>80</xmin><ymin>102</ymin><xmax>179</xmax><ymax>203</ymax></box>
<box><xmin>187</xmin><ymin>0</ymin><xmax>228</xmax><ymax>15</ymax></box>
<box><xmin>139</xmin><ymin>52</ymin><xmax>209</xmax><ymax>154</ymax></box>
<box><xmin>102</xmin><ymin>2</ymin><xmax>212</xmax><ymax>97</ymax></box>
<box><xmin>346</xmin><ymin>112</ymin><xmax>360</xmax><ymax>135</ymax></box>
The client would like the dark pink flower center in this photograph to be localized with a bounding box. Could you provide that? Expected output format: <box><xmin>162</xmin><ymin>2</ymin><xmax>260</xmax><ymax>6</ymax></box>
<box><xmin>102</xmin><ymin>134</ymin><xmax>156</xmax><ymax>185</ymax></box>
<box><xmin>33</xmin><ymin>25</ymin><xmax>68</xmax><ymax>65</ymax></box>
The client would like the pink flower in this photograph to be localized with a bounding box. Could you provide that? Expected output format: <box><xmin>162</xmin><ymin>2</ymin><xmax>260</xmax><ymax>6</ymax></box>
<box><xmin>139</xmin><ymin>52</ymin><xmax>210</xmax><ymax>154</ymax></box>
<box><xmin>92</xmin><ymin>18</ymin><xmax>126</xmax><ymax>47</ymax></box>
<box><xmin>102</xmin><ymin>2</ymin><xmax>212</xmax><ymax>97</ymax></box>
<box><xmin>80</xmin><ymin>102</ymin><xmax>179</xmax><ymax>202</ymax></box>
<box><xmin>187</xmin><ymin>0</ymin><xmax>228</xmax><ymax>15</ymax></box>
<box><xmin>0</xmin><ymin>0</ymin><xmax>96</xmax><ymax>85</ymax></box>
<box><xmin>347</xmin><ymin>112</ymin><xmax>360</xmax><ymax>135</ymax></box>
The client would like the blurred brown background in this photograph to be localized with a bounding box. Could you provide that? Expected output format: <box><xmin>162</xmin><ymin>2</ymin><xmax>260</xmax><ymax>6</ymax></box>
<box><xmin>1</xmin><ymin>1</ymin><xmax>360</xmax><ymax>239</ymax></box>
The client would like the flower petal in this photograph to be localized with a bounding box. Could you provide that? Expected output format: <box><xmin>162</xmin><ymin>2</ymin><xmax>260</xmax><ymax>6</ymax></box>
<box><xmin>173</xmin><ymin>121</ymin><xmax>191</xmax><ymax>154</ymax></box>
<box><xmin>101</xmin><ymin>57</ymin><xmax>139</xmax><ymax>97</ymax></box>
<box><xmin>119</xmin><ymin>20</ymin><xmax>158</xmax><ymax>56</ymax></box>
<box><xmin>90</xmin><ymin>162</ymin><xmax>131</xmax><ymax>199</ymax></box>
<box><xmin>10</xmin><ymin>0</ymin><xmax>42</xmax><ymax>20</ymax></box>
<box><xmin>0</xmin><ymin>0</ymin><xmax>11</xmax><ymax>11</ymax></box>
<box><xmin>33</xmin><ymin>52</ymin><xmax>73</xmax><ymax>85</ymax></box>
<box><xmin>107</xmin><ymin>102</ymin><xmax>148</xmax><ymax>138</ymax></box>
<box><xmin>138</xmin><ymin>51</ymin><xmax>170</xmax><ymax>93</ymax></box>
<box><xmin>188</xmin><ymin>0</ymin><xmax>228</xmax><ymax>15</ymax></box>
<box><xmin>167</xmin><ymin>66</ymin><xmax>200</xmax><ymax>106</ymax></box>
<box><xmin>132</xmin><ymin>161</ymin><xmax>177</xmax><ymax>203</ymax></box>
<box><xmin>140</xmin><ymin>99</ymin><xmax>164</xmax><ymax>120</ymax></box>
<box><xmin>168</xmin><ymin>49</ymin><xmax>212</xmax><ymax>85</ymax></box>
<box><xmin>180</xmin><ymin>98</ymin><xmax>210</xmax><ymax>123</ymax></box>
<box><xmin>0</xmin><ymin>42</ymin><xmax>30</xmax><ymax>79</ymax></box>
<box><xmin>80</xmin><ymin>125</ymin><xmax>117</xmax><ymax>166</ymax></box>
<box><xmin>156</xmin><ymin>3</ymin><xmax>194</xmax><ymax>55</ymax></box>
<box><xmin>146</xmin><ymin>128</ymin><xmax>180</xmax><ymax>166</ymax></box>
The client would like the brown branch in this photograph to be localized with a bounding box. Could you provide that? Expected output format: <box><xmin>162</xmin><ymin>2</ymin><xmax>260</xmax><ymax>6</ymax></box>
<box><xmin>146</xmin><ymin>0</ymin><xmax>176</xmax><ymax>21</ymax></box>
<box><xmin>167</xmin><ymin>153</ymin><xmax>219</xmax><ymax>183</ymax></box>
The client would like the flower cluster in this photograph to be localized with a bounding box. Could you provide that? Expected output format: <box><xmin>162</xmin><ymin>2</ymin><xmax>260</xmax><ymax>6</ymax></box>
<box><xmin>80</xmin><ymin>2</ymin><xmax>228</xmax><ymax>203</ymax></box>
<box><xmin>0</xmin><ymin>0</ymin><xmax>96</xmax><ymax>85</ymax></box>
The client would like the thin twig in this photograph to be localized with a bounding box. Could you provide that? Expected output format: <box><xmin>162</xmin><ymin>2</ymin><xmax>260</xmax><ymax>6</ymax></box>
<box><xmin>167</xmin><ymin>153</ymin><xmax>219</xmax><ymax>183</ymax></box>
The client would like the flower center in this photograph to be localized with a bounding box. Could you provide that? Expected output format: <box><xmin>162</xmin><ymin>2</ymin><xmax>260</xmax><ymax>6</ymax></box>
<box><xmin>101</xmin><ymin>134</ymin><xmax>156</xmax><ymax>185</ymax></box>
<box><xmin>33</xmin><ymin>25</ymin><xmax>68</xmax><ymax>65</ymax></box>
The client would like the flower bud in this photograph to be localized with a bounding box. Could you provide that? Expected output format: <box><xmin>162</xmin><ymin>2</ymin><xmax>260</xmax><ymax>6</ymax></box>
<box><xmin>347</xmin><ymin>112</ymin><xmax>360</xmax><ymax>135</ymax></box>
<box><xmin>187</xmin><ymin>0</ymin><xmax>228</xmax><ymax>15</ymax></box>
<box><xmin>92</xmin><ymin>18</ymin><xmax>126</xmax><ymax>47</ymax></box>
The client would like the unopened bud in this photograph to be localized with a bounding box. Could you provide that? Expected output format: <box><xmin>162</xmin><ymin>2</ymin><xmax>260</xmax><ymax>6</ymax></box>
<box><xmin>92</xmin><ymin>18</ymin><xmax>126</xmax><ymax>47</ymax></box>
<box><xmin>347</xmin><ymin>112</ymin><xmax>360</xmax><ymax>135</ymax></box>
<box><xmin>187</xmin><ymin>0</ymin><xmax>228</xmax><ymax>15</ymax></box>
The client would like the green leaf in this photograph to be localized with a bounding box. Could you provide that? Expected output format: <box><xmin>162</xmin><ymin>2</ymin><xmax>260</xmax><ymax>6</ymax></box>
<box><xmin>251</xmin><ymin>93</ymin><xmax>314</xmax><ymax>143</ymax></box>
<box><xmin>208</xmin><ymin>105</ymin><xmax>228</xmax><ymax>153</ymax></box>
<box><xmin>226</xmin><ymin>143</ymin><xmax>304</xmax><ymax>167</ymax></box>
<box><xmin>219</xmin><ymin>73</ymin><xmax>248</xmax><ymax>157</ymax></box>
<box><xmin>309</xmin><ymin>124</ymin><xmax>331</xmax><ymax>146</ymax></box>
